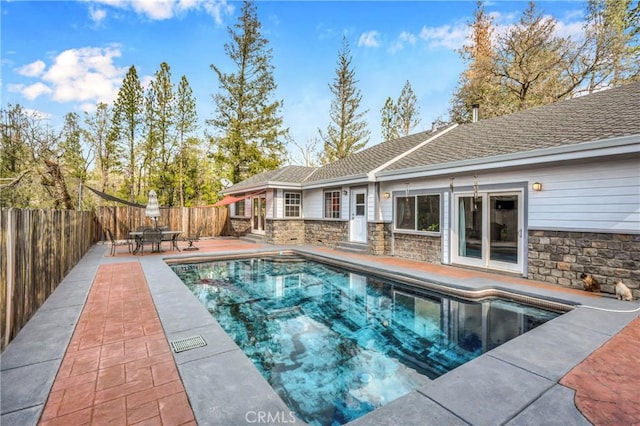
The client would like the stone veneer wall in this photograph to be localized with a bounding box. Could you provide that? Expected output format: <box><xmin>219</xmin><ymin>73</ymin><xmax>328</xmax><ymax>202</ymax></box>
<box><xmin>229</xmin><ymin>217</ymin><xmax>251</xmax><ymax>236</ymax></box>
<box><xmin>368</xmin><ymin>222</ymin><xmax>392</xmax><ymax>255</ymax></box>
<box><xmin>393</xmin><ymin>233</ymin><xmax>442</xmax><ymax>263</ymax></box>
<box><xmin>266</xmin><ymin>219</ymin><xmax>306</xmax><ymax>245</ymax></box>
<box><xmin>304</xmin><ymin>220</ymin><xmax>348</xmax><ymax>248</ymax></box>
<box><xmin>528</xmin><ymin>230</ymin><xmax>640</xmax><ymax>299</ymax></box>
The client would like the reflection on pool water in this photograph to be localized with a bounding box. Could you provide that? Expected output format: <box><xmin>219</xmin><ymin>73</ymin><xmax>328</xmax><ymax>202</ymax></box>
<box><xmin>171</xmin><ymin>256</ymin><xmax>559</xmax><ymax>426</ymax></box>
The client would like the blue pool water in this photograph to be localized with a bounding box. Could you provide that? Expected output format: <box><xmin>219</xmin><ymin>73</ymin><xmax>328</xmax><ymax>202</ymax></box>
<box><xmin>171</xmin><ymin>256</ymin><xmax>559</xmax><ymax>425</ymax></box>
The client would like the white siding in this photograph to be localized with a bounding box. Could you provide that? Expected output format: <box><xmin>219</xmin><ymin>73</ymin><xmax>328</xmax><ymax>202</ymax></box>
<box><xmin>526</xmin><ymin>159</ymin><xmax>639</xmax><ymax>231</ymax></box>
<box><xmin>266</xmin><ymin>190</ymin><xmax>275</xmax><ymax>219</ymax></box>
<box><xmin>341</xmin><ymin>187</ymin><xmax>350</xmax><ymax>219</ymax></box>
<box><xmin>442</xmin><ymin>192</ymin><xmax>450</xmax><ymax>263</ymax></box>
<box><xmin>367</xmin><ymin>183</ymin><xmax>376</xmax><ymax>221</ymax></box>
<box><xmin>379</xmin><ymin>157</ymin><xmax>639</xmax><ymax>233</ymax></box>
<box><xmin>303</xmin><ymin>188</ymin><xmax>324</xmax><ymax>219</ymax></box>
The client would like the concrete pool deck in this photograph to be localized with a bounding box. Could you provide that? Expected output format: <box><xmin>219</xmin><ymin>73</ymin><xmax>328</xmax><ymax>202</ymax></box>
<box><xmin>1</xmin><ymin>238</ymin><xmax>639</xmax><ymax>425</ymax></box>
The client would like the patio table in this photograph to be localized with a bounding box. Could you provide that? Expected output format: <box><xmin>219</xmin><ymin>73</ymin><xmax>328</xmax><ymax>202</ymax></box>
<box><xmin>129</xmin><ymin>230</ymin><xmax>182</xmax><ymax>254</ymax></box>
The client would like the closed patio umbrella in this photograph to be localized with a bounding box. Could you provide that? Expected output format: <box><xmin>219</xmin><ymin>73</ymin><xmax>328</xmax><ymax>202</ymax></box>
<box><xmin>145</xmin><ymin>190</ymin><xmax>160</xmax><ymax>229</ymax></box>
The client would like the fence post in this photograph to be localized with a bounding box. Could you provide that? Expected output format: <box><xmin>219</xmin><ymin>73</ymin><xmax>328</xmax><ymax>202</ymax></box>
<box><xmin>4</xmin><ymin>208</ymin><xmax>15</xmax><ymax>349</ymax></box>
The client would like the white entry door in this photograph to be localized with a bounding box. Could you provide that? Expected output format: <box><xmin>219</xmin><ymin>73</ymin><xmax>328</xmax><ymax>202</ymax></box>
<box><xmin>350</xmin><ymin>188</ymin><xmax>367</xmax><ymax>243</ymax></box>
<box><xmin>452</xmin><ymin>191</ymin><xmax>523</xmax><ymax>274</ymax></box>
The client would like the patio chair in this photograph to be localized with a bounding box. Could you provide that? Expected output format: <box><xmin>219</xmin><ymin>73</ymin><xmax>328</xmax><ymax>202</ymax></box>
<box><xmin>140</xmin><ymin>228</ymin><xmax>163</xmax><ymax>255</ymax></box>
<box><xmin>106</xmin><ymin>229</ymin><xmax>131</xmax><ymax>256</ymax></box>
<box><xmin>183</xmin><ymin>224</ymin><xmax>204</xmax><ymax>251</ymax></box>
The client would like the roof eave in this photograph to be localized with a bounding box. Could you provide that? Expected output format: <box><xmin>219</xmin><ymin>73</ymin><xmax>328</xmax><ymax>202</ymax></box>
<box><xmin>221</xmin><ymin>180</ymin><xmax>305</xmax><ymax>195</ymax></box>
<box><xmin>376</xmin><ymin>134</ymin><xmax>640</xmax><ymax>181</ymax></box>
<box><xmin>302</xmin><ymin>174</ymin><xmax>371</xmax><ymax>190</ymax></box>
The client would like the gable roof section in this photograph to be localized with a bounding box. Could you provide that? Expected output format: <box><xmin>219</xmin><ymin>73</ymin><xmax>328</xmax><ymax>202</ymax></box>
<box><xmin>304</xmin><ymin>125</ymin><xmax>456</xmax><ymax>185</ymax></box>
<box><xmin>222</xmin><ymin>165</ymin><xmax>316</xmax><ymax>194</ymax></box>
<box><xmin>380</xmin><ymin>82</ymin><xmax>640</xmax><ymax>175</ymax></box>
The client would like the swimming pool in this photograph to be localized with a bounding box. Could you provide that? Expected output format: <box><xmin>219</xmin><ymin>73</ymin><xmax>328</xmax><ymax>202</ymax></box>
<box><xmin>171</xmin><ymin>255</ymin><xmax>560</xmax><ymax>425</ymax></box>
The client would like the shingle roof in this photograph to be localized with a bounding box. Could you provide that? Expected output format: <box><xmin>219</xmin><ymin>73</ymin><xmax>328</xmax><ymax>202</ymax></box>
<box><xmin>305</xmin><ymin>125</ymin><xmax>453</xmax><ymax>183</ymax></box>
<box><xmin>382</xmin><ymin>82</ymin><xmax>640</xmax><ymax>172</ymax></box>
<box><xmin>223</xmin><ymin>165</ymin><xmax>316</xmax><ymax>193</ymax></box>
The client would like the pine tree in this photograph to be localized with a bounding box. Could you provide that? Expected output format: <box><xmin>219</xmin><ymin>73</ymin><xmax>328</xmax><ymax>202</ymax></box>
<box><xmin>60</xmin><ymin>112</ymin><xmax>89</xmax><ymax>183</ymax></box>
<box><xmin>396</xmin><ymin>80</ymin><xmax>421</xmax><ymax>136</ymax></box>
<box><xmin>208</xmin><ymin>0</ymin><xmax>287</xmax><ymax>184</ymax></box>
<box><xmin>380</xmin><ymin>97</ymin><xmax>398</xmax><ymax>142</ymax></box>
<box><xmin>320</xmin><ymin>36</ymin><xmax>370</xmax><ymax>163</ymax></box>
<box><xmin>0</xmin><ymin>104</ymin><xmax>33</xmax><ymax>207</ymax></box>
<box><xmin>175</xmin><ymin>75</ymin><xmax>198</xmax><ymax>207</ymax></box>
<box><xmin>145</xmin><ymin>62</ymin><xmax>177</xmax><ymax>205</ymax></box>
<box><xmin>84</xmin><ymin>102</ymin><xmax>119</xmax><ymax>192</ymax></box>
<box><xmin>112</xmin><ymin>65</ymin><xmax>143</xmax><ymax>202</ymax></box>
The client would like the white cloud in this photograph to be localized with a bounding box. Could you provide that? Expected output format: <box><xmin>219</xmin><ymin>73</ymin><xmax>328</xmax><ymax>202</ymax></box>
<box><xmin>8</xmin><ymin>82</ymin><xmax>53</xmax><ymax>100</ymax></box>
<box><xmin>89</xmin><ymin>6</ymin><xmax>107</xmax><ymax>25</ymax></box>
<box><xmin>16</xmin><ymin>60</ymin><xmax>46</xmax><ymax>77</ymax></box>
<box><xmin>358</xmin><ymin>31</ymin><xmax>380</xmax><ymax>48</ymax></box>
<box><xmin>24</xmin><ymin>108</ymin><xmax>52</xmax><ymax>120</ymax></box>
<box><xmin>11</xmin><ymin>46</ymin><xmax>126</xmax><ymax>105</ymax></box>
<box><xmin>419</xmin><ymin>24</ymin><xmax>469</xmax><ymax>50</ymax></box>
<box><xmin>552</xmin><ymin>19</ymin><xmax>584</xmax><ymax>41</ymax></box>
<box><xmin>389</xmin><ymin>31</ymin><xmax>417</xmax><ymax>53</ymax></box>
<box><xmin>203</xmin><ymin>0</ymin><xmax>234</xmax><ymax>25</ymax></box>
<box><xmin>89</xmin><ymin>0</ymin><xmax>233</xmax><ymax>23</ymax></box>
<box><xmin>131</xmin><ymin>0</ymin><xmax>174</xmax><ymax>20</ymax></box>
<box><xmin>23</xmin><ymin>82</ymin><xmax>54</xmax><ymax>100</ymax></box>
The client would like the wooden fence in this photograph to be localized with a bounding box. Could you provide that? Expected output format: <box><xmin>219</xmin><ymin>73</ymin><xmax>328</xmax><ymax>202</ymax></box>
<box><xmin>0</xmin><ymin>205</ymin><xmax>229</xmax><ymax>351</ymax></box>
<box><xmin>0</xmin><ymin>208</ymin><xmax>97</xmax><ymax>350</ymax></box>
<box><xmin>95</xmin><ymin>205</ymin><xmax>229</xmax><ymax>241</ymax></box>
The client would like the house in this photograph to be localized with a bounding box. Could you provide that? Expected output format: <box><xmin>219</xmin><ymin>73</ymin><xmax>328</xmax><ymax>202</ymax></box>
<box><xmin>221</xmin><ymin>82</ymin><xmax>640</xmax><ymax>297</ymax></box>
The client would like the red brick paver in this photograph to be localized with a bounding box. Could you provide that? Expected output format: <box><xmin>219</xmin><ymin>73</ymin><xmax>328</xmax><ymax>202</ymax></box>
<box><xmin>560</xmin><ymin>315</ymin><xmax>640</xmax><ymax>425</ymax></box>
<box><xmin>39</xmin><ymin>262</ymin><xmax>195</xmax><ymax>426</ymax></box>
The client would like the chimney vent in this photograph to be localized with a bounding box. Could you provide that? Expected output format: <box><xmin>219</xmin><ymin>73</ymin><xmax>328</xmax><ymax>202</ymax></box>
<box><xmin>472</xmin><ymin>104</ymin><xmax>479</xmax><ymax>123</ymax></box>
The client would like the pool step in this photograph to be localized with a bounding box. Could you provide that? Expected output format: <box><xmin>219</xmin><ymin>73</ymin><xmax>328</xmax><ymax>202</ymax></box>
<box><xmin>239</xmin><ymin>233</ymin><xmax>265</xmax><ymax>244</ymax></box>
<box><xmin>336</xmin><ymin>241</ymin><xmax>370</xmax><ymax>255</ymax></box>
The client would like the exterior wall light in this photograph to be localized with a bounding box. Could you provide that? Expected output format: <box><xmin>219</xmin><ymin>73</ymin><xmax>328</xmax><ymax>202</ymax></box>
<box><xmin>343</xmin><ymin>190</ymin><xmax>348</xmax><ymax>196</ymax></box>
<box><xmin>532</xmin><ymin>182</ymin><xmax>542</xmax><ymax>191</ymax></box>
<box><xmin>383</xmin><ymin>192</ymin><xmax>391</xmax><ymax>199</ymax></box>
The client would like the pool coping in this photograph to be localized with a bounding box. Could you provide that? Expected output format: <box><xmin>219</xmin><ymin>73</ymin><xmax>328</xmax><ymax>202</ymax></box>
<box><xmin>2</xmin><ymin>243</ymin><xmax>638</xmax><ymax>425</ymax></box>
<box><xmin>156</xmin><ymin>245</ymin><xmax>639</xmax><ymax>425</ymax></box>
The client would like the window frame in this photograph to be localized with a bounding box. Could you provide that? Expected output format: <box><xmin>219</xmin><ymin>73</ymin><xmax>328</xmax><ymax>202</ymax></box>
<box><xmin>394</xmin><ymin>193</ymin><xmax>441</xmax><ymax>234</ymax></box>
<box><xmin>323</xmin><ymin>189</ymin><xmax>342</xmax><ymax>219</ymax></box>
<box><xmin>234</xmin><ymin>199</ymin><xmax>246</xmax><ymax>217</ymax></box>
<box><xmin>284</xmin><ymin>191</ymin><xmax>302</xmax><ymax>218</ymax></box>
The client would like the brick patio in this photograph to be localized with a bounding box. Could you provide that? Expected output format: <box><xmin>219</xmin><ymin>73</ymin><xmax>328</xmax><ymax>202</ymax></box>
<box><xmin>39</xmin><ymin>263</ymin><xmax>195</xmax><ymax>425</ymax></box>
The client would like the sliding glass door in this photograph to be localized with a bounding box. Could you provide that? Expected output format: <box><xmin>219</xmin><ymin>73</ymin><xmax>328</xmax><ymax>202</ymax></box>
<box><xmin>457</xmin><ymin>196</ymin><xmax>484</xmax><ymax>262</ymax></box>
<box><xmin>453</xmin><ymin>192</ymin><xmax>523</xmax><ymax>274</ymax></box>
<box><xmin>489</xmin><ymin>195</ymin><xmax>519</xmax><ymax>266</ymax></box>
<box><xmin>252</xmin><ymin>194</ymin><xmax>266</xmax><ymax>234</ymax></box>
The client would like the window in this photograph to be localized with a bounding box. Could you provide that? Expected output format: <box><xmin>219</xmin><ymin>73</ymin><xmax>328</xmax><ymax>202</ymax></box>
<box><xmin>324</xmin><ymin>190</ymin><xmax>341</xmax><ymax>219</ymax></box>
<box><xmin>284</xmin><ymin>192</ymin><xmax>301</xmax><ymax>217</ymax></box>
<box><xmin>234</xmin><ymin>200</ymin><xmax>245</xmax><ymax>216</ymax></box>
<box><xmin>395</xmin><ymin>194</ymin><xmax>440</xmax><ymax>232</ymax></box>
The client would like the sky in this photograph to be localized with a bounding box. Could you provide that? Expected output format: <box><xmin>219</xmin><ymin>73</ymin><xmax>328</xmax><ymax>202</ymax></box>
<box><xmin>1</xmin><ymin>0</ymin><xmax>589</xmax><ymax>164</ymax></box>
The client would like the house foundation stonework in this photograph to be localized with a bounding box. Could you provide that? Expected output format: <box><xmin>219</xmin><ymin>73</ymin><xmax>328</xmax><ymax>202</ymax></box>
<box><xmin>229</xmin><ymin>218</ymin><xmax>251</xmax><ymax>236</ymax></box>
<box><xmin>304</xmin><ymin>220</ymin><xmax>348</xmax><ymax>248</ymax></box>
<box><xmin>368</xmin><ymin>222</ymin><xmax>391</xmax><ymax>256</ymax></box>
<box><xmin>266</xmin><ymin>219</ymin><xmax>305</xmax><ymax>245</ymax></box>
<box><xmin>393</xmin><ymin>233</ymin><xmax>442</xmax><ymax>263</ymax></box>
<box><xmin>527</xmin><ymin>230</ymin><xmax>640</xmax><ymax>299</ymax></box>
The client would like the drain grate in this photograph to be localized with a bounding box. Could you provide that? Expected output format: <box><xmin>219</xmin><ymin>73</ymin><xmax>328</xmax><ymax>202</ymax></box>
<box><xmin>170</xmin><ymin>335</ymin><xmax>207</xmax><ymax>353</ymax></box>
